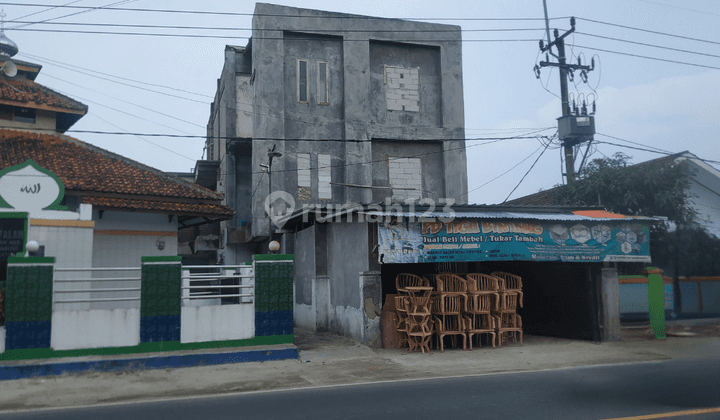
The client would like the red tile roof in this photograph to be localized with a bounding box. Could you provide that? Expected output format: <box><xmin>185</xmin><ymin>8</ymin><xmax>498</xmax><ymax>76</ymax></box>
<box><xmin>0</xmin><ymin>129</ymin><xmax>234</xmax><ymax>220</ymax></box>
<box><xmin>0</xmin><ymin>79</ymin><xmax>87</xmax><ymax>114</ymax></box>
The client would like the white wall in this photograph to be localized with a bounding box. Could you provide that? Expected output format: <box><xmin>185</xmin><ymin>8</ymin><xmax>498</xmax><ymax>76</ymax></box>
<box><xmin>688</xmin><ymin>180</ymin><xmax>720</xmax><ymax>238</ymax></box>
<box><xmin>92</xmin><ymin>210</ymin><xmax>178</xmax><ymax>310</ymax></box>
<box><xmin>30</xmin><ymin>224</ymin><xmax>94</xmax><ymax>311</ymax></box>
<box><xmin>180</xmin><ymin>304</ymin><xmax>254</xmax><ymax>343</ymax></box>
<box><xmin>51</xmin><ymin>308</ymin><xmax>140</xmax><ymax>350</ymax></box>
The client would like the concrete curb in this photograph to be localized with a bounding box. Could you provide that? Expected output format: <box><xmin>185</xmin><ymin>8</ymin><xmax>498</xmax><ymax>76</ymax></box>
<box><xmin>0</xmin><ymin>346</ymin><xmax>299</xmax><ymax>381</ymax></box>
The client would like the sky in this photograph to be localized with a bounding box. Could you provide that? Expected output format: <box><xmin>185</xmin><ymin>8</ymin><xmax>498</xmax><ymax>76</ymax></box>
<box><xmin>2</xmin><ymin>0</ymin><xmax>719</xmax><ymax>205</ymax></box>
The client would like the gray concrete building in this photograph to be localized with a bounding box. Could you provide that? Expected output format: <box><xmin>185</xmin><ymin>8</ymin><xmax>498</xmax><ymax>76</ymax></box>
<box><xmin>203</xmin><ymin>3</ymin><xmax>468</xmax><ymax>344</ymax></box>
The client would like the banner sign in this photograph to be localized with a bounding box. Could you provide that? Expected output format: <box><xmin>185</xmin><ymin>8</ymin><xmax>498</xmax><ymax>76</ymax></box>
<box><xmin>378</xmin><ymin>218</ymin><xmax>651</xmax><ymax>264</ymax></box>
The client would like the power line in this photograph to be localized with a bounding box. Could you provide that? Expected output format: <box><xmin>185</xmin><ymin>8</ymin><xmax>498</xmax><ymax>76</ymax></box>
<box><xmin>457</xmin><ymin>143</ymin><xmax>547</xmax><ymax>201</ymax></box>
<box><xmin>19</xmin><ymin>52</ymin><xmax>210</xmax><ymax>99</ymax></box>
<box><xmin>573</xmin><ymin>44</ymin><xmax>720</xmax><ymax>71</ymax></box>
<box><xmin>594</xmin><ymin>140</ymin><xmax>720</xmax><ymax>166</ymax></box>
<box><xmin>11</xmin><ymin>0</ymin><xmax>84</xmax><ymax>22</ymax></box>
<box><xmin>9</xmin><ymin>0</ymin><xmax>136</xmax><ymax>31</ymax></box>
<box><xmin>595</xmin><ymin>133</ymin><xmax>673</xmax><ymax>155</ymax></box>
<box><xmin>0</xmin><ymin>3</ymin><xmax>566</xmax><ymax>21</ymax></box>
<box><xmin>577</xmin><ymin>32</ymin><xmax>720</xmax><ymax>60</ymax></box>
<box><xmin>7</xmin><ymin>20</ymin><xmax>549</xmax><ymax>34</ymax></box>
<box><xmin>503</xmin><ymin>141</ymin><xmax>552</xmax><ymax>203</ymax></box>
<box><xmin>577</xmin><ymin>17</ymin><xmax>720</xmax><ymax>46</ymax></box>
<box><xmin>42</xmin><ymin>73</ymin><xmax>205</xmax><ymax>129</ymax></box>
<box><xmin>8</xmin><ymin>28</ymin><xmax>538</xmax><ymax>42</ymax></box>
<box><xmin>58</xmin><ymin>128</ymin><xmax>554</xmax><ymax>142</ymax></box>
<box><xmin>87</xmin><ymin>113</ymin><xmax>197</xmax><ymax>163</ymax></box>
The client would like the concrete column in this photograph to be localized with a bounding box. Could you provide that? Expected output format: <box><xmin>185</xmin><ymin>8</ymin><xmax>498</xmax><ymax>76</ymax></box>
<box><xmin>360</xmin><ymin>270</ymin><xmax>382</xmax><ymax>347</ymax></box>
<box><xmin>315</xmin><ymin>274</ymin><xmax>330</xmax><ymax>331</ymax></box>
<box><xmin>601</xmin><ymin>267</ymin><xmax>621</xmax><ymax>341</ymax></box>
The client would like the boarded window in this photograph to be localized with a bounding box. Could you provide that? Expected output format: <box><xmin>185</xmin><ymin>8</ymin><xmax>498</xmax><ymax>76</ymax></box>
<box><xmin>297</xmin><ymin>59</ymin><xmax>308</xmax><ymax>103</ymax></box>
<box><xmin>389</xmin><ymin>157</ymin><xmax>422</xmax><ymax>201</ymax></box>
<box><xmin>318</xmin><ymin>154</ymin><xmax>332</xmax><ymax>200</ymax></box>
<box><xmin>384</xmin><ymin>66</ymin><xmax>419</xmax><ymax>112</ymax></box>
<box><xmin>317</xmin><ymin>61</ymin><xmax>329</xmax><ymax>105</ymax></box>
<box><xmin>297</xmin><ymin>153</ymin><xmax>311</xmax><ymax>200</ymax></box>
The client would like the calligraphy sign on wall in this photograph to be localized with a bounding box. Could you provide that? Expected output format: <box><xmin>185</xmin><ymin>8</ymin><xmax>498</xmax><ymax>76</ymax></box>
<box><xmin>378</xmin><ymin>218</ymin><xmax>651</xmax><ymax>264</ymax></box>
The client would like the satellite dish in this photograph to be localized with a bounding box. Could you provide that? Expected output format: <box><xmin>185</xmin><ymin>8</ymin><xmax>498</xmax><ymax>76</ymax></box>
<box><xmin>1</xmin><ymin>60</ymin><xmax>16</xmax><ymax>77</ymax></box>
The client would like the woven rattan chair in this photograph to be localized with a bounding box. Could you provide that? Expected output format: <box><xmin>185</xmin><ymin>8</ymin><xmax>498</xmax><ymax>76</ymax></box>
<box><xmin>466</xmin><ymin>273</ymin><xmax>500</xmax><ymax>293</ymax></box>
<box><xmin>464</xmin><ymin>313</ymin><xmax>496</xmax><ymax>349</ymax></box>
<box><xmin>396</xmin><ymin>273</ymin><xmax>429</xmax><ymax>293</ymax></box>
<box><xmin>495</xmin><ymin>291</ymin><xmax>520</xmax><ymax>314</ymax></box>
<box><xmin>422</xmin><ymin>274</ymin><xmax>439</xmax><ymax>291</ymax></box>
<box><xmin>494</xmin><ymin>313</ymin><xmax>523</xmax><ymax>347</ymax></box>
<box><xmin>406</xmin><ymin>314</ymin><xmax>433</xmax><ymax>354</ymax></box>
<box><xmin>436</xmin><ymin>273</ymin><xmax>467</xmax><ymax>294</ymax></box>
<box><xmin>433</xmin><ymin>314</ymin><xmax>467</xmax><ymax>352</ymax></box>
<box><xmin>491</xmin><ymin>271</ymin><xmax>523</xmax><ymax>307</ymax></box>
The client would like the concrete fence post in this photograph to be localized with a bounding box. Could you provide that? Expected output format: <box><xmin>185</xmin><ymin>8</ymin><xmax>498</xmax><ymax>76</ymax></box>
<box><xmin>140</xmin><ymin>256</ymin><xmax>182</xmax><ymax>349</ymax></box>
<box><xmin>4</xmin><ymin>256</ymin><xmax>55</xmax><ymax>356</ymax></box>
<box><xmin>253</xmin><ymin>254</ymin><xmax>294</xmax><ymax>338</ymax></box>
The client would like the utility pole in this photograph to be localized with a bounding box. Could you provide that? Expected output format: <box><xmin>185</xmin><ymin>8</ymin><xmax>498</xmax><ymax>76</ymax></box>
<box><xmin>535</xmin><ymin>4</ymin><xmax>596</xmax><ymax>185</ymax></box>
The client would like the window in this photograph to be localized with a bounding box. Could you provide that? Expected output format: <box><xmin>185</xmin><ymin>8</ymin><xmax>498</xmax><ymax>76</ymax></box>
<box><xmin>14</xmin><ymin>107</ymin><xmax>35</xmax><ymax>124</ymax></box>
<box><xmin>0</xmin><ymin>105</ymin><xmax>36</xmax><ymax>123</ymax></box>
<box><xmin>318</xmin><ymin>154</ymin><xmax>332</xmax><ymax>200</ymax></box>
<box><xmin>297</xmin><ymin>153</ymin><xmax>311</xmax><ymax>201</ymax></box>
<box><xmin>297</xmin><ymin>59</ymin><xmax>308</xmax><ymax>103</ymax></box>
<box><xmin>317</xmin><ymin>61</ymin><xmax>329</xmax><ymax>105</ymax></box>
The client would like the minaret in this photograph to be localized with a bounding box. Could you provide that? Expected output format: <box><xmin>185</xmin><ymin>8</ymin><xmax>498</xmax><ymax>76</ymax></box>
<box><xmin>0</xmin><ymin>11</ymin><xmax>18</xmax><ymax>58</ymax></box>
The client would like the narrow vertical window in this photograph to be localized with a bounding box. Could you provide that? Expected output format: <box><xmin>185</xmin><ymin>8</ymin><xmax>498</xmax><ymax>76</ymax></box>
<box><xmin>297</xmin><ymin>153</ymin><xmax>312</xmax><ymax>201</ymax></box>
<box><xmin>297</xmin><ymin>59</ymin><xmax>308</xmax><ymax>103</ymax></box>
<box><xmin>318</xmin><ymin>154</ymin><xmax>332</xmax><ymax>200</ymax></box>
<box><xmin>317</xmin><ymin>61</ymin><xmax>329</xmax><ymax>105</ymax></box>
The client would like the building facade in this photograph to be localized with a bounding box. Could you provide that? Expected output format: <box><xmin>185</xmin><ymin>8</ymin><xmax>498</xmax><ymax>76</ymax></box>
<box><xmin>206</xmin><ymin>3</ymin><xmax>468</xmax><ymax>265</ymax></box>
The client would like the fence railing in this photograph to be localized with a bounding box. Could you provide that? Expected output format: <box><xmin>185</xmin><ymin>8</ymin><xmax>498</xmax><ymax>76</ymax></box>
<box><xmin>53</xmin><ymin>267</ymin><xmax>142</xmax><ymax>305</ymax></box>
<box><xmin>182</xmin><ymin>265</ymin><xmax>254</xmax><ymax>306</ymax></box>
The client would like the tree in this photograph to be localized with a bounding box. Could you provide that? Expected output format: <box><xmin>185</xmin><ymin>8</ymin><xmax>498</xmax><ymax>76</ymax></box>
<box><xmin>551</xmin><ymin>152</ymin><xmax>695</xmax><ymax>224</ymax></box>
<box><xmin>550</xmin><ymin>152</ymin><xmax>720</xmax><ymax>280</ymax></box>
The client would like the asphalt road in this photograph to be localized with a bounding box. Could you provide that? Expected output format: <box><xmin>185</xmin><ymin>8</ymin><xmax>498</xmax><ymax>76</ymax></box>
<box><xmin>4</xmin><ymin>357</ymin><xmax>719</xmax><ymax>420</ymax></box>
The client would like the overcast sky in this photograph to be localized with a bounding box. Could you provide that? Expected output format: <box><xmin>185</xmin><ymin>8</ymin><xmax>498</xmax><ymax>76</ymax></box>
<box><xmin>3</xmin><ymin>0</ymin><xmax>719</xmax><ymax>204</ymax></box>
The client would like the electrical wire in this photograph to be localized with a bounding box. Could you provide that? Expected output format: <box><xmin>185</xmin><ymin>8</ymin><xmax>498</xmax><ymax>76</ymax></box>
<box><xmin>456</xmin><ymin>141</ymin><xmax>549</xmax><ymax>201</ymax></box>
<box><xmin>577</xmin><ymin>32</ymin><xmax>720</xmax><ymax>60</ymax></box>
<box><xmin>596</xmin><ymin>133</ymin><xmax>673</xmax><ymax>154</ymax></box>
<box><xmin>19</xmin><ymin>52</ymin><xmax>210</xmax><ymax>99</ymax></box>
<box><xmin>577</xmin><ymin>17</ymin><xmax>720</xmax><ymax>47</ymax></box>
<box><xmin>503</xmin><ymin>138</ymin><xmax>552</xmax><ymax>202</ymax></box>
<box><xmin>8</xmin><ymin>28</ymin><xmax>539</xmax><ymax>43</ymax></box>
<box><xmin>87</xmin><ymin>113</ymin><xmax>197</xmax><ymax>162</ymax></box>
<box><xmin>42</xmin><ymin>73</ymin><xmax>205</xmax><ymax>129</ymax></box>
<box><xmin>7</xmin><ymin>20</ymin><xmax>549</xmax><ymax>34</ymax></box>
<box><xmin>11</xmin><ymin>0</ymin><xmax>85</xmax><ymax>22</ymax></box>
<box><xmin>594</xmin><ymin>140</ymin><xmax>720</xmax><ymax>166</ymax></box>
<box><xmin>573</xmin><ymin>44</ymin><xmax>720</xmax><ymax>71</ymax></box>
<box><xmin>0</xmin><ymin>3</ymin><xmax>568</xmax><ymax>21</ymax></box>
<box><xmin>9</xmin><ymin>0</ymin><xmax>137</xmax><ymax>31</ymax></box>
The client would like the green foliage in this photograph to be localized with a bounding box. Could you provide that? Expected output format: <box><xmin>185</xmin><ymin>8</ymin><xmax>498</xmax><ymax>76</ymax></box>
<box><xmin>550</xmin><ymin>153</ymin><xmax>720</xmax><ymax>277</ymax></box>
<box><xmin>551</xmin><ymin>153</ymin><xmax>695</xmax><ymax>224</ymax></box>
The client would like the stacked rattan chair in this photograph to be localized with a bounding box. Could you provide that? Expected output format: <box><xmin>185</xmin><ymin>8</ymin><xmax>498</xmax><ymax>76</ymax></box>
<box><xmin>395</xmin><ymin>273</ymin><xmax>433</xmax><ymax>354</ymax></box>
<box><xmin>432</xmin><ymin>273</ymin><xmax>468</xmax><ymax>352</ymax></box>
<box><xmin>491</xmin><ymin>271</ymin><xmax>524</xmax><ymax>347</ymax></box>
<box><xmin>464</xmin><ymin>273</ymin><xmax>499</xmax><ymax>349</ymax></box>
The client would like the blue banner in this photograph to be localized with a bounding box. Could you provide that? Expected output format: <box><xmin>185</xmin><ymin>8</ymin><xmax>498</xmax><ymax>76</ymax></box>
<box><xmin>378</xmin><ymin>219</ymin><xmax>651</xmax><ymax>264</ymax></box>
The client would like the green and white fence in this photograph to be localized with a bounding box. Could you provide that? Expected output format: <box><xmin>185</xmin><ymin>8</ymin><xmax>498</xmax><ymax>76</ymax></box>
<box><xmin>0</xmin><ymin>254</ymin><xmax>293</xmax><ymax>360</ymax></box>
